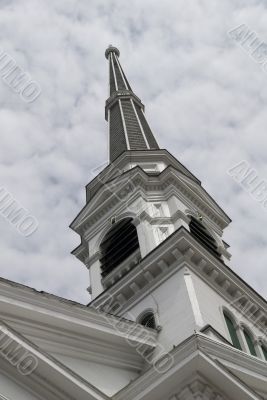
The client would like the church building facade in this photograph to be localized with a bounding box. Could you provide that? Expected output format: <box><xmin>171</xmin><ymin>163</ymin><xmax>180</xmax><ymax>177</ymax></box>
<box><xmin>0</xmin><ymin>46</ymin><xmax>266</xmax><ymax>400</ymax></box>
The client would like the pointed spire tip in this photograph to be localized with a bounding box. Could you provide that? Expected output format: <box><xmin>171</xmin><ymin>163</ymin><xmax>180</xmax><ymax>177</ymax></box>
<box><xmin>105</xmin><ymin>45</ymin><xmax>120</xmax><ymax>59</ymax></box>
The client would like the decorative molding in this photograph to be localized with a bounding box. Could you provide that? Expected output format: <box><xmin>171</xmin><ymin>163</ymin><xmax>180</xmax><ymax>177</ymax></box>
<box><xmin>0</xmin><ymin>320</ymin><xmax>110</xmax><ymax>400</ymax></box>
<box><xmin>92</xmin><ymin>227</ymin><xmax>267</xmax><ymax>335</ymax></box>
<box><xmin>115</xmin><ymin>334</ymin><xmax>266</xmax><ymax>400</ymax></box>
<box><xmin>71</xmin><ymin>163</ymin><xmax>230</xmax><ymax>237</ymax></box>
<box><xmin>175</xmin><ymin>378</ymin><xmax>225</xmax><ymax>399</ymax></box>
<box><xmin>72</xmin><ymin>166</ymin><xmax>230</xmax><ymax>265</ymax></box>
<box><xmin>0</xmin><ymin>278</ymin><xmax>158</xmax><ymax>373</ymax></box>
<box><xmin>84</xmin><ymin>149</ymin><xmax>201</xmax><ymax>198</ymax></box>
<box><xmin>153</xmin><ymin>203</ymin><xmax>163</xmax><ymax>217</ymax></box>
<box><xmin>102</xmin><ymin>248</ymin><xmax>141</xmax><ymax>288</ymax></box>
<box><xmin>157</xmin><ymin>226</ymin><xmax>169</xmax><ymax>242</ymax></box>
<box><xmin>86</xmin><ymin>251</ymin><xmax>101</xmax><ymax>268</ymax></box>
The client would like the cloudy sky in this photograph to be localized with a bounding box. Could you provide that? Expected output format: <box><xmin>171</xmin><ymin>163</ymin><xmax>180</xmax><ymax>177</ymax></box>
<box><xmin>0</xmin><ymin>0</ymin><xmax>266</xmax><ymax>304</ymax></box>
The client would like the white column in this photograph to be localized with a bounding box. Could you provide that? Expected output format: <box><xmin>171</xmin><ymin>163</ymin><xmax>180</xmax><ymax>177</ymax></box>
<box><xmin>235</xmin><ymin>324</ymin><xmax>247</xmax><ymax>352</ymax></box>
<box><xmin>255</xmin><ymin>338</ymin><xmax>266</xmax><ymax>360</ymax></box>
<box><xmin>135</xmin><ymin>219</ymin><xmax>157</xmax><ymax>257</ymax></box>
<box><xmin>89</xmin><ymin>258</ymin><xmax>103</xmax><ymax>299</ymax></box>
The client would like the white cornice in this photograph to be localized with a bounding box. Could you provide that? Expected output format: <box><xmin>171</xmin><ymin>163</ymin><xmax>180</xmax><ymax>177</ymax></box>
<box><xmin>83</xmin><ymin>150</ymin><xmax>201</xmax><ymax>199</ymax></box>
<box><xmin>0</xmin><ymin>320</ymin><xmax>109</xmax><ymax>400</ymax></box>
<box><xmin>198</xmin><ymin>333</ymin><xmax>267</xmax><ymax>378</ymax></box>
<box><xmin>0</xmin><ymin>278</ymin><xmax>157</xmax><ymax>369</ymax></box>
<box><xmin>72</xmin><ymin>166</ymin><xmax>230</xmax><ymax>238</ymax></box>
<box><xmin>114</xmin><ymin>333</ymin><xmax>266</xmax><ymax>400</ymax></box>
<box><xmin>91</xmin><ymin>227</ymin><xmax>266</xmax><ymax>335</ymax></box>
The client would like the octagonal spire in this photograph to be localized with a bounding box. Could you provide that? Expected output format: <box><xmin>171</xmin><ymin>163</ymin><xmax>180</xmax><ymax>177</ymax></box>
<box><xmin>105</xmin><ymin>45</ymin><xmax>159</xmax><ymax>162</ymax></box>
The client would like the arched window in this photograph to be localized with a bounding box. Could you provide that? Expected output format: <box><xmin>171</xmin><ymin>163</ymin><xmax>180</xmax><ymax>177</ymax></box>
<box><xmin>223</xmin><ymin>312</ymin><xmax>242</xmax><ymax>350</ymax></box>
<box><xmin>189</xmin><ymin>216</ymin><xmax>220</xmax><ymax>258</ymax></box>
<box><xmin>139</xmin><ymin>311</ymin><xmax>156</xmax><ymax>329</ymax></box>
<box><xmin>100</xmin><ymin>218</ymin><xmax>139</xmax><ymax>277</ymax></box>
<box><xmin>243</xmin><ymin>328</ymin><xmax>257</xmax><ymax>356</ymax></box>
<box><xmin>262</xmin><ymin>345</ymin><xmax>267</xmax><ymax>361</ymax></box>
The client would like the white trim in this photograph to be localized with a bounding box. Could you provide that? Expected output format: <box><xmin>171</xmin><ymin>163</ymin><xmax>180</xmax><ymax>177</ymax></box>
<box><xmin>255</xmin><ymin>340</ymin><xmax>266</xmax><ymax>360</ymax></box>
<box><xmin>115</xmin><ymin>334</ymin><xmax>266</xmax><ymax>400</ymax></box>
<box><xmin>119</xmin><ymin>99</ymin><xmax>130</xmax><ymax>149</ymax></box>
<box><xmin>241</xmin><ymin>324</ymin><xmax>257</xmax><ymax>355</ymax></box>
<box><xmin>114</xmin><ymin>54</ymin><xmax>129</xmax><ymax>90</ymax></box>
<box><xmin>184</xmin><ymin>268</ymin><xmax>204</xmax><ymax>328</ymax></box>
<box><xmin>140</xmin><ymin>108</ymin><xmax>147</xmax><ymax>118</ymax></box>
<box><xmin>108</xmin><ymin>109</ymin><xmax>110</xmax><ymax>160</ymax></box>
<box><xmin>110</xmin><ymin>53</ymin><xmax>118</xmax><ymax>91</ymax></box>
<box><xmin>130</xmin><ymin>98</ymin><xmax>150</xmax><ymax>149</ymax></box>
<box><xmin>0</xmin><ymin>321</ymin><xmax>109</xmax><ymax>400</ymax></box>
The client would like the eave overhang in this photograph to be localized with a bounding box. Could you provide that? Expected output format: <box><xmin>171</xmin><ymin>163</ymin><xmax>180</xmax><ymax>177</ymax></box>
<box><xmin>70</xmin><ymin>162</ymin><xmax>231</xmax><ymax>240</ymax></box>
<box><xmin>82</xmin><ymin>149</ymin><xmax>202</xmax><ymax>203</ymax></box>
<box><xmin>0</xmin><ymin>320</ymin><xmax>109</xmax><ymax>400</ymax></box>
<box><xmin>114</xmin><ymin>333</ymin><xmax>267</xmax><ymax>400</ymax></box>
<box><xmin>0</xmin><ymin>277</ymin><xmax>157</xmax><ymax>370</ymax></box>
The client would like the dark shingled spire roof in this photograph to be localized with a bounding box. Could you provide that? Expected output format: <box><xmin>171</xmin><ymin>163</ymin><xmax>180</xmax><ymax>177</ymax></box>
<box><xmin>105</xmin><ymin>45</ymin><xmax>159</xmax><ymax>162</ymax></box>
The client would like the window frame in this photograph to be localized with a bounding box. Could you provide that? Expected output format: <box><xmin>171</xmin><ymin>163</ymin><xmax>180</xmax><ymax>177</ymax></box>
<box><xmin>223</xmin><ymin>310</ymin><xmax>242</xmax><ymax>351</ymax></box>
<box><xmin>242</xmin><ymin>326</ymin><xmax>257</xmax><ymax>356</ymax></box>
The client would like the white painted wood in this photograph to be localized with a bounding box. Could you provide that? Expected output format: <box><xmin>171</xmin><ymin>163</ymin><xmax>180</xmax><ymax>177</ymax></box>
<box><xmin>0</xmin><ymin>373</ymin><xmax>39</xmax><ymax>400</ymax></box>
<box><xmin>51</xmin><ymin>354</ymin><xmax>138</xmax><ymax>397</ymax></box>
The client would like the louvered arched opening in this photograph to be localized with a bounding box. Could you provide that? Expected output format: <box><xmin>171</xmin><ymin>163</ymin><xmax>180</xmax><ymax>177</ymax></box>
<box><xmin>100</xmin><ymin>218</ymin><xmax>139</xmax><ymax>277</ymax></box>
<box><xmin>139</xmin><ymin>311</ymin><xmax>156</xmax><ymax>330</ymax></box>
<box><xmin>189</xmin><ymin>216</ymin><xmax>220</xmax><ymax>259</ymax></box>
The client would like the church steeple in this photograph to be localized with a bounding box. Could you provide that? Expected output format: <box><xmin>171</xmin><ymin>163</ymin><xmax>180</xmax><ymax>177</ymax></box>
<box><xmin>69</xmin><ymin>47</ymin><xmax>267</xmax><ymax>399</ymax></box>
<box><xmin>105</xmin><ymin>45</ymin><xmax>159</xmax><ymax>162</ymax></box>
<box><xmin>71</xmin><ymin>45</ymin><xmax>232</xmax><ymax>305</ymax></box>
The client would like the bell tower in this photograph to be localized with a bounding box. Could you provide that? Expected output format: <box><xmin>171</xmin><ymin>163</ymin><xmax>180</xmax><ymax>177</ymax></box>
<box><xmin>70</xmin><ymin>45</ymin><xmax>239</xmax><ymax>353</ymax></box>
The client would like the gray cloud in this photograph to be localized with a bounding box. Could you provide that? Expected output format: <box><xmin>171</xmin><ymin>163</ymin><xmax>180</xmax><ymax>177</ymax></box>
<box><xmin>0</xmin><ymin>0</ymin><xmax>266</xmax><ymax>303</ymax></box>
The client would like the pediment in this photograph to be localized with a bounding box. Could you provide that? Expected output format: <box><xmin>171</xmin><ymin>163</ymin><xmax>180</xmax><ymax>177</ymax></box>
<box><xmin>0</xmin><ymin>280</ymin><xmax>155</xmax><ymax>371</ymax></box>
<box><xmin>70</xmin><ymin>167</ymin><xmax>147</xmax><ymax>231</ymax></box>
<box><xmin>166</xmin><ymin>167</ymin><xmax>230</xmax><ymax>224</ymax></box>
<box><xmin>0</xmin><ymin>320</ymin><xmax>109</xmax><ymax>400</ymax></box>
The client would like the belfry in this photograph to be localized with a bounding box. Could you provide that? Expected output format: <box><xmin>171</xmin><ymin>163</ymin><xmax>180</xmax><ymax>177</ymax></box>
<box><xmin>0</xmin><ymin>46</ymin><xmax>266</xmax><ymax>400</ymax></box>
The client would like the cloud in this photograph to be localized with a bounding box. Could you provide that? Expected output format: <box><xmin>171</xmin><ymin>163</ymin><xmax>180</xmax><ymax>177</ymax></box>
<box><xmin>0</xmin><ymin>0</ymin><xmax>266</xmax><ymax>303</ymax></box>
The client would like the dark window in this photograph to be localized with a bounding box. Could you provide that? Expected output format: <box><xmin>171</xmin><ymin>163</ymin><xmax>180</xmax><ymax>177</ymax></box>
<box><xmin>100</xmin><ymin>218</ymin><xmax>139</xmax><ymax>277</ymax></box>
<box><xmin>243</xmin><ymin>329</ymin><xmax>257</xmax><ymax>356</ymax></box>
<box><xmin>223</xmin><ymin>312</ymin><xmax>242</xmax><ymax>350</ymax></box>
<box><xmin>262</xmin><ymin>345</ymin><xmax>267</xmax><ymax>361</ymax></box>
<box><xmin>189</xmin><ymin>216</ymin><xmax>220</xmax><ymax>258</ymax></box>
<box><xmin>139</xmin><ymin>312</ymin><xmax>156</xmax><ymax>329</ymax></box>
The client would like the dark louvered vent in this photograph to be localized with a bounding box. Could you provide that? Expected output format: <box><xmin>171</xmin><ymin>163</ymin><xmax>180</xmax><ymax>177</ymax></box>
<box><xmin>189</xmin><ymin>216</ymin><xmax>221</xmax><ymax>259</ymax></box>
<box><xmin>109</xmin><ymin>102</ymin><xmax>127</xmax><ymax>161</ymax></box>
<box><xmin>121</xmin><ymin>99</ymin><xmax>147</xmax><ymax>149</ymax></box>
<box><xmin>105</xmin><ymin>46</ymin><xmax>160</xmax><ymax>162</ymax></box>
<box><xmin>100</xmin><ymin>218</ymin><xmax>139</xmax><ymax>277</ymax></box>
<box><xmin>139</xmin><ymin>312</ymin><xmax>156</xmax><ymax>329</ymax></box>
